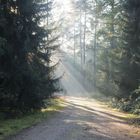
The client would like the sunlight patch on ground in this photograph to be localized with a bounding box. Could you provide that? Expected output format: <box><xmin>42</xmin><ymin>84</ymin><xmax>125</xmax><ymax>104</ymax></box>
<box><xmin>64</xmin><ymin>97</ymin><xmax>138</xmax><ymax>123</ymax></box>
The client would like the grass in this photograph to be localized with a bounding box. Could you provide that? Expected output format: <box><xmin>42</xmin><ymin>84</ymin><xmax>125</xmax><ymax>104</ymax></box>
<box><xmin>116</xmin><ymin>112</ymin><xmax>140</xmax><ymax>127</ymax></box>
<box><xmin>0</xmin><ymin>98</ymin><xmax>65</xmax><ymax>140</ymax></box>
<box><xmin>90</xmin><ymin>94</ymin><xmax>140</xmax><ymax>127</ymax></box>
<box><xmin>107</xmin><ymin>101</ymin><xmax>140</xmax><ymax>126</ymax></box>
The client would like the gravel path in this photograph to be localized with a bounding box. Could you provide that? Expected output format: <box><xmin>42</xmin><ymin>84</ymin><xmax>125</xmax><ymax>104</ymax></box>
<box><xmin>8</xmin><ymin>96</ymin><xmax>140</xmax><ymax>140</ymax></box>
<box><xmin>8</xmin><ymin>54</ymin><xmax>140</xmax><ymax>140</ymax></box>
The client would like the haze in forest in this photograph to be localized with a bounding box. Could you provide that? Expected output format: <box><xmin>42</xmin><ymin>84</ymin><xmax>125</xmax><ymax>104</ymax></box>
<box><xmin>0</xmin><ymin>0</ymin><xmax>140</xmax><ymax>139</ymax></box>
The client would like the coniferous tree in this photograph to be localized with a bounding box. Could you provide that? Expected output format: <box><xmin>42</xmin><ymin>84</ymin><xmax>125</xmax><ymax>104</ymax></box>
<box><xmin>0</xmin><ymin>0</ymin><xmax>59</xmax><ymax>113</ymax></box>
<box><xmin>116</xmin><ymin>0</ymin><xmax>140</xmax><ymax>98</ymax></box>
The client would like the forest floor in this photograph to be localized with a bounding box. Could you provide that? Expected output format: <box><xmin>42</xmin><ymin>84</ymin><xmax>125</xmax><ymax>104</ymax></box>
<box><xmin>7</xmin><ymin>53</ymin><xmax>140</xmax><ymax>140</ymax></box>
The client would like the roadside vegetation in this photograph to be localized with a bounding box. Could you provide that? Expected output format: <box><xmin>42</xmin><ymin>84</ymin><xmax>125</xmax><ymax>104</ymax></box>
<box><xmin>0</xmin><ymin>98</ymin><xmax>65</xmax><ymax>140</ymax></box>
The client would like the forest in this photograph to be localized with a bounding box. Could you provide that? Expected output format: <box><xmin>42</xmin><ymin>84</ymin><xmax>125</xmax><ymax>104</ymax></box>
<box><xmin>0</xmin><ymin>0</ymin><xmax>140</xmax><ymax>139</ymax></box>
<box><xmin>59</xmin><ymin>0</ymin><xmax>140</xmax><ymax>114</ymax></box>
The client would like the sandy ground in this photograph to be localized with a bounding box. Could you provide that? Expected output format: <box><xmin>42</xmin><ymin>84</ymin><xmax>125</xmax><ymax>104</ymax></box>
<box><xmin>8</xmin><ymin>53</ymin><xmax>140</xmax><ymax>140</ymax></box>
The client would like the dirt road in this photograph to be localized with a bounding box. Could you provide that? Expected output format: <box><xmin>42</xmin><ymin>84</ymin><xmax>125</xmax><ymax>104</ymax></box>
<box><xmin>8</xmin><ymin>55</ymin><xmax>140</xmax><ymax>140</ymax></box>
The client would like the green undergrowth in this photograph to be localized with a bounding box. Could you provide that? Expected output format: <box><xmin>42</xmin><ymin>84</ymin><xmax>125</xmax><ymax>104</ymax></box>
<box><xmin>107</xmin><ymin>100</ymin><xmax>140</xmax><ymax>126</ymax></box>
<box><xmin>108</xmin><ymin>99</ymin><xmax>140</xmax><ymax>126</ymax></box>
<box><xmin>0</xmin><ymin>98</ymin><xmax>65</xmax><ymax>140</ymax></box>
<box><xmin>91</xmin><ymin>94</ymin><xmax>140</xmax><ymax>127</ymax></box>
<box><xmin>121</xmin><ymin>114</ymin><xmax>140</xmax><ymax>127</ymax></box>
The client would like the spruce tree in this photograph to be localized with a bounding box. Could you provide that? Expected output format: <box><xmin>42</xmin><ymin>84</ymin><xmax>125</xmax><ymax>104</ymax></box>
<box><xmin>0</xmin><ymin>0</ymin><xmax>59</xmax><ymax>113</ymax></box>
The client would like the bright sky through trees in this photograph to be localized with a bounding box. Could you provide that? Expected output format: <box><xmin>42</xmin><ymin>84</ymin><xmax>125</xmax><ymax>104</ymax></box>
<box><xmin>53</xmin><ymin>0</ymin><xmax>76</xmax><ymax>53</ymax></box>
<box><xmin>55</xmin><ymin>0</ymin><xmax>73</xmax><ymax>13</ymax></box>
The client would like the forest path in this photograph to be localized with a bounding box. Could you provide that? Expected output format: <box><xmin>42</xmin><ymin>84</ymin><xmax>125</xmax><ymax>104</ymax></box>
<box><xmin>8</xmin><ymin>53</ymin><xmax>140</xmax><ymax>140</ymax></box>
